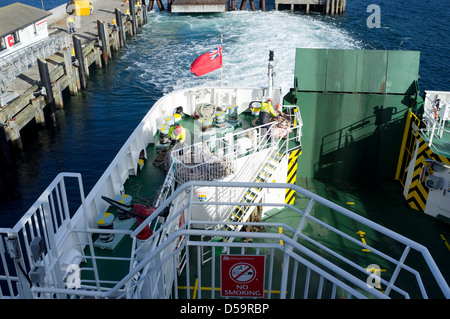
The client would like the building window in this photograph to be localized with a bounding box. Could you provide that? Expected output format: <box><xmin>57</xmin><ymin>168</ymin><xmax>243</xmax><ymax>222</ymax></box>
<box><xmin>0</xmin><ymin>37</ymin><xmax>6</xmax><ymax>51</ymax></box>
<box><xmin>12</xmin><ymin>31</ymin><xmax>20</xmax><ymax>44</ymax></box>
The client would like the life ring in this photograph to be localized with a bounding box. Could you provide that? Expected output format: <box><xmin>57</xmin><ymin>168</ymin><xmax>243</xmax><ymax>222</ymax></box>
<box><xmin>433</xmin><ymin>107</ymin><xmax>438</xmax><ymax>121</ymax></box>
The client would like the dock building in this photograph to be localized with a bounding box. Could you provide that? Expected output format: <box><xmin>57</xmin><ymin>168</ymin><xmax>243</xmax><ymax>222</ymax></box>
<box><xmin>0</xmin><ymin>3</ymin><xmax>52</xmax><ymax>59</ymax></box>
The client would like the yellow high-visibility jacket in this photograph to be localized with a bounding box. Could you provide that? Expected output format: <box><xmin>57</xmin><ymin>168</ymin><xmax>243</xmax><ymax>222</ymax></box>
<box><xmin>260</xmin><ymin>102</ymin><xmax>277</xmax><ymax>117</ymax></box>
<box><xmin>168</xmin><ymin>126</ymin><xmax>186</xmax><ymax>143</ymax></box>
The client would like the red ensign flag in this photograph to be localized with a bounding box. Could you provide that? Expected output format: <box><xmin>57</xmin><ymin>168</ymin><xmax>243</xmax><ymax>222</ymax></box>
<box><xmin>190</xmin><ymin>45</ymin><xmax>222</xmax><ymax>76</ymax></box>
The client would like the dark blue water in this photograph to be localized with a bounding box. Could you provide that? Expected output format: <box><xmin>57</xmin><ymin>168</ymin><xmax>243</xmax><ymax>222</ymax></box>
<box><xmin>1</xmin><ymin>0</ymin><xmax>449</xmax><ymax>228</ymax></box>
<box><xmin>1</xmin><ymin>0</ymin><xmax>66</xmax><ymax>10</ymax></box>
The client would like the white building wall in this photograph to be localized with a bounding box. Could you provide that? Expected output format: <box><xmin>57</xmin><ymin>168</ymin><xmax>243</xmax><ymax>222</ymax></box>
<box><xmin>0</xmin><ymin>18</ymin><xmax>49</xmax><ymax>59</ymax></box>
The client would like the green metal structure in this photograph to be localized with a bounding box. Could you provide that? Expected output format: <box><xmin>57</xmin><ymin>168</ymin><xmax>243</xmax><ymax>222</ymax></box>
<box><xmin>284</xmin><ymin>48</ymin><xmax>421</xmax><ymax>180</ymax></box>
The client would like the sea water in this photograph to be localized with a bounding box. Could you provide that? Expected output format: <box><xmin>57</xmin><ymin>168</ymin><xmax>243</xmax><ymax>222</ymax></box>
<box><xmin>0</xmin><ymin>0</ymin><xmax>449</xmax><ymax>226</ymax></box>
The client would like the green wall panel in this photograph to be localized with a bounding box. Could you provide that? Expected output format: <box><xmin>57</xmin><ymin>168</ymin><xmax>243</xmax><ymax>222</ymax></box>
<box><xmin>294</xmin><ymin>49</ymin><xmax>327</xmax><ymax>92</ymax></box>
<box><xmin>385</xmin><ymin>50</ymin><xmax>420</xmax><ymax>94</ymax></box>
<box><xmin>326</xmin><ymin>49</ymin><xmax>358</xmax><ymax>92</ymax></box>
<box><xmin>290</xmin><ymin>48</ymin><xmax>420</xmax><ymax>181</ymax></box>
<box><xmin>296</xmin><ymin>92</ymin><xmax>411</xmax><ymax>180</ymax></box>
<box><xmin>294</xmin><ymin>48</ymin><xmax>420</xmax><ymax>95</ymax></box>
<box><xmin>355</xmin><ymin>50</ymin><xmax>388</xmax><ymax>93</ymax></box>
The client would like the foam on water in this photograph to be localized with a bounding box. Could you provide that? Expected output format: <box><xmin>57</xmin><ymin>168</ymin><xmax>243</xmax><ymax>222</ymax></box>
<box><xmin>123</xmin><ymin>11</ymin><xmax>362</xmax><ymax>96</ymax></box>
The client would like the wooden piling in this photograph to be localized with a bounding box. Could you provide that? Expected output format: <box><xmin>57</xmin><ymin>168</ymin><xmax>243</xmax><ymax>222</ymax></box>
<box><xmin>130</xmin><ymin>0</ymin><xmax>137</xmax><ymax>35</ymax></box>
<box><xmin>31</xmin><ymin>97</ymin><xmax>46</xmax><ymax>127</ymax></box>
<box><xmin>240</xmin><ymin>0</ymin><xmax>247</xmax><ymax>10</ymax></box>
<box><xmin>260</xmin><ymin>0</ymin><xmax>265</xmax><ymax>11</ymax></box>
<box><xmin>156</xmin><ymin>0</ymin><xmax>165</xmax><ymax>11</ymax></box>
<box><xmin>142</xmin><ymin>0</ymin><xmax>148</xmax><ymax>24</ymax></box>
<box><xmin>97</xmin><ymin>20</ymin><xmax>109</xmax><ymax>68</ymax></box>
<box><xmin>73</xmin><ymin>35</ymin><xmax>88</xmax><ymax>90</ymax></box>
<box><xmin>52</xmin><ymin>81</ymin><xmax>64</xmax><ymax>109</ymax></box>
<box><xmin>62</xmin><ymin>47</ymin><xmax>78</xmax><ymax>95</ymax></box>
<box><xmin>0</xmin><ymin>124</ymin><xmax>12</xmax><ymax>167</ymax></box>
<box><xmin>112</xmin><ymin>31</ymin><xmax>119</xmax><ymax>52</ymax></box>
<box><xmin>73</xmin><ymin>66</ymin><xmax>81</xmax><ymax>91</ymax></box>
<box><xmin>231</xmin><ymin>0</ymin><xmax>236</xmax><ymax>10</ymax></box>
<box><xmin>115</xmin><ymin>9</ymin><xmax>125</xmax><ymax>48</ymax></box>
<box><xmin>103</xmin><ymin>21</ymin><xmax>112</xmax><ymax>59</ymax></box>
<box><xmin>7</xmin><ymin>120</ymin><xmax>22</xmax><ymax>149</ymax></box>
<box><xmin>94</xmin><ymin>47</ymin><xmax>102</xmax><ymax>68</ymax></box>
<box><xmin>249</xmin><ymin>0</ymin><xmax>255</xmax><ymax>11</ymax></box>
<box><xmin>37</xmin><ymin>58</ymin><xmax>57</xmax><ymax>124</ymax></box>
<box><xmin>148</xmin><ymin>0</ymin><xmax>154</xmax><ymax>11</ymax></box>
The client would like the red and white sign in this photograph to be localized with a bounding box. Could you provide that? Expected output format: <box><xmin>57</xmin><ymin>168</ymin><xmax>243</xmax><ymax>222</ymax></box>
<box><xmin>221</xmin><ymin>254</ymin><xmax>265</xmax><ymax>298</ymax></box>
<box><xmin>35</xmin><ymin>19</ymin><xmax>47</xmax><ymax>33</ymax></box>
<box><xmin>6</xmin><ymin>35</ymin><xmax>14</xmax><ymax>47</ymax></box>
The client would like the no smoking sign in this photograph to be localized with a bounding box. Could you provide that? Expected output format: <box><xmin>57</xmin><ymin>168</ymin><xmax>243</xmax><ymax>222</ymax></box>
<box><xmin>221</xmin><ymin>255</ymin><xmax>265</xmax><ymax>298</ymax></box>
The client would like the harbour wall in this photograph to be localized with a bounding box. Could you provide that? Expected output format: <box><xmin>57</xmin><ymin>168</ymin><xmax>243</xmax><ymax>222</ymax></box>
<box><xmin>0</xmin><ymin>0</ymin><xmax>148</xmax><ymax>165</ymax></box>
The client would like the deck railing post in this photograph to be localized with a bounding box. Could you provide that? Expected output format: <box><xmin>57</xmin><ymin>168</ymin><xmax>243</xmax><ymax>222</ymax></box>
<box><xmin>279</xmin><ymin>243</ymin><xmax>291</xmax><ymax>299</ymax></box>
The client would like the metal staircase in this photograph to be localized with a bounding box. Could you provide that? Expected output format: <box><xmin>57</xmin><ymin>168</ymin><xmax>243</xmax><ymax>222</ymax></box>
<box><xmin>222</xmin><ymin>148</ymin><xmax>284</xmax><ymax>233</ymax></box>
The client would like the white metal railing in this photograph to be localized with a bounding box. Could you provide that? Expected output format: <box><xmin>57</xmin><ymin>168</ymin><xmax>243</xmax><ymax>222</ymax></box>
<box><xmin>420</xmin><ymin>95</ymin><xmax>450</xmax><ymax>156</ymax></box>
<box><xmin>121</xmin><ymin>181</ymin><xmax>449</xmax><ymax>299</ymax></box>
<box><xmin>166</xmin><ymin>116</ymin><xmax>301</xmax><ymax>231</ymax></box>
<box><xmin>0</xmin><ymin>173</ymin><xmax>88</xmax><ymax>299</ymax></box>
<box><xmin>0</xmin><ymin>34</ymin><xmax>70</xmax><ymax>91</ymax></box>
<box><xmin>3</xmin><ymin>179</ymin><xmax>449</xmax><ymax>299</ymax></box>
<box><xmin>170</xmin><ymin>121</ymin><xmax>278</xmax><ymax>184</ymax></box>
<box><xmin>153</xmin><ymin>121</ymin><xmax>278</xmax><ymax>223</ymax></box>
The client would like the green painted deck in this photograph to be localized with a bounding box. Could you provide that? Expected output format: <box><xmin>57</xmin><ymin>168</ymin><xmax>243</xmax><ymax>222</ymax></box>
<box><xmin>289</xmin><ymin>178</ymin><xmax>450</xmax><ymax>298</ymax></box>
<box><xmin>80</xmin><ymin>109</ymin><xmax>450</xmax><ymax>299</ymax></box>
<box><xmin>419</xmin><ymin>121</ymin><xmax>450</xmax><ymax>159</ymax></box>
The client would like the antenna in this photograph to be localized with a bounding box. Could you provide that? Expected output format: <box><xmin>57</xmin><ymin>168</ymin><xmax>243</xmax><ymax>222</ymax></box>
<box><xmin>267</xmin><ymin>50</ymin><xmax>275</xmax><ymax>99</ymax></box>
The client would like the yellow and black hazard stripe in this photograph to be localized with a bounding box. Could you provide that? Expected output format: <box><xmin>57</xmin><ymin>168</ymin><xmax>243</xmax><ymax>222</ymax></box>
<box><xmin>406</xmin><ymin>135</ymin><xmax>450</xmax><ymax>212</ymax></box>
<box><xmin>285</xmin><ymin>148</ymin><xmax>302</xmax><ymax>205</ymax></box>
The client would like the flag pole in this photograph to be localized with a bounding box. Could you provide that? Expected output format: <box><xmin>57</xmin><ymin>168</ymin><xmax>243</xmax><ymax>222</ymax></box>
<box><xmin>220</xmin><ymin>33</ymin><xmax>223</xmax><ymax>88</ymax></box>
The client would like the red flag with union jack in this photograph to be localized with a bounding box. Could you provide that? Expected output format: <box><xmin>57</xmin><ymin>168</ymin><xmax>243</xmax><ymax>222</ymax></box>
<box><xmin>190</xmin><ymin>45</ymin><xmax>222</xmax><ymax>76</ymax></box>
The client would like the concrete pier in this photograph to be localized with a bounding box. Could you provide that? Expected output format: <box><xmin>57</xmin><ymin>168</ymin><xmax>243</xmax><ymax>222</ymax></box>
<box><xmin>171</xmin><ymin>0</ymin><xmax>227</xmax><ymax>13</ymax></box>
<box><xmin>0</xmin><ymin>0</ymin><xmax>147</xmax><ymax>155</ymax></box>
<box><xmin>275</xmin><ymin>0</ymin><xmax>346</xmax><ymax>14</ymax></box>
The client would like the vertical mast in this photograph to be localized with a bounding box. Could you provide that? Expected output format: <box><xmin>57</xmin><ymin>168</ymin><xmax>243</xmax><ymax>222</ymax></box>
<box><xmin>267</xmin><ymin>50</ymin><xmax>275</xmax><ymax>99</ymax></box>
